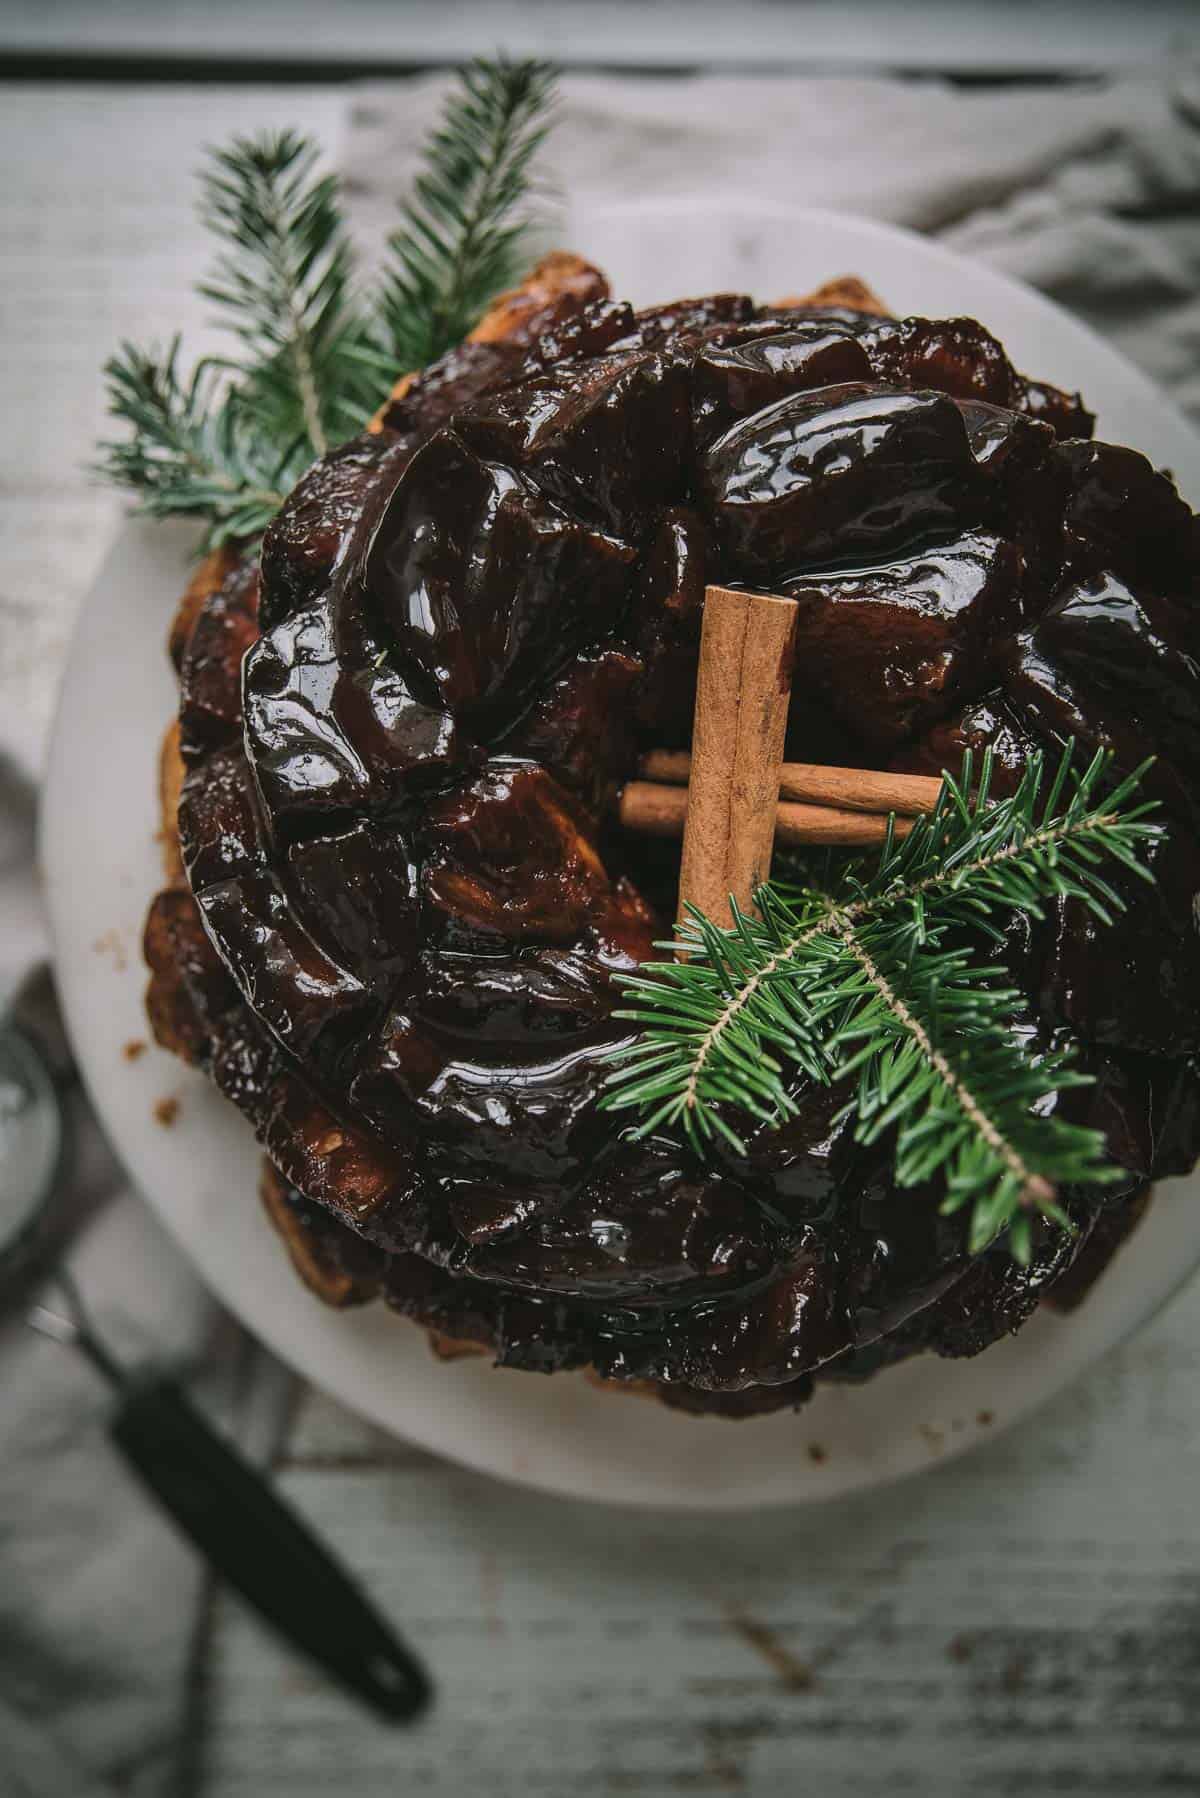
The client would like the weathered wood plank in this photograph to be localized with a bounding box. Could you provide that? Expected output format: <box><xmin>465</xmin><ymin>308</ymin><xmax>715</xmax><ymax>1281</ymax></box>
<box><xmin>1</xmin><ymin>1</ymin><xmax>1196</xmax><ymax>74</ymax></box>
<box><xmin>195</xmin><ymin>1282</ymin><xmax>1200</xmax><ymax>1795</ymax></box>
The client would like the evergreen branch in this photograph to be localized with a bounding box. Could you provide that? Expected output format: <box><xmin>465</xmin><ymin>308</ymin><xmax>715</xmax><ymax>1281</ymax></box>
<box><xmin>828</xmin><ymin>924</ymin><xmax>1106</xmax><ymax>1259</ymax></box>
<box><xmin>198</xmin><ymin>129</ymin><xmax>379</xmax><ymax>458</ymax></box>
<box><xmin>94</xmin><ymin>339</ymin><xmax>296</xmax><ymax>553</ymax></box>
<box><xmin>602</xmin><ymin>745</ymin><xmax>1162</xmax><ymax>1260</ymax></box>
<box><xmin>95</xmin><ymin>60</ymin><xmax>556</xmax><ymax>552</ymax></box>
<box><xmin>376</xmin><ymin>57</ymin><xmax>556</xmax><ymax>370</ymax></box>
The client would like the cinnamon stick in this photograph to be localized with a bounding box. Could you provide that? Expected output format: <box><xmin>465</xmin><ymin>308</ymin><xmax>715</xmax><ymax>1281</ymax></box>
<box><xmin>639</xmin><ymin>750</ymin><xmax>941</xmax><ymax>817</ymax></box>
<box><xmin>676</xmin><ymin>586</ymin><xmax>798</xmax><ymax>926</ymax></box>
<box><xmin>620</xmin><ymin>781</ymin><xmax>915</xmax><ymax>848</ymax></box>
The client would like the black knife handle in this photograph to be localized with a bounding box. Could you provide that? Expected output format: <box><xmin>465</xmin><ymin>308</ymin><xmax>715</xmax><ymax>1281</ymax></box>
<box><xmin>108</xmin><ymin>1371</ymin><xmax>431</xmax><ymax>1721</ymax></box>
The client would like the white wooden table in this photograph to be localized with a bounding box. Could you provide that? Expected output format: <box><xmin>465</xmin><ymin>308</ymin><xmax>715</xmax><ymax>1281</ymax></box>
<box><xmin>6</xmin><ymin>72</ymin><xmax>1200</xmax><ymax>1798</ymax></box>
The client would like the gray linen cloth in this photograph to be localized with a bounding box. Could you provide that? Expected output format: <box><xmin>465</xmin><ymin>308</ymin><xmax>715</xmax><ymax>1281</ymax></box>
<box><xmin>3</xmin><ymin>59</ymin><xmax>1199</xmax><ymax>1798</ymax></box>
<box><xmin>346</xmin><ymin>63</ymin><xmax>1200</xmax><ymax>415</ymax></box>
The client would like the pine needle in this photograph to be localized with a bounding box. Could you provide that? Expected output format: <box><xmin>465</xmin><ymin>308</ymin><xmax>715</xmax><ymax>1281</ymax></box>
<box><xmin>602</xmin><ymin>744</ymin><xmax>1163</xmax><ymax>1262</ymax></box>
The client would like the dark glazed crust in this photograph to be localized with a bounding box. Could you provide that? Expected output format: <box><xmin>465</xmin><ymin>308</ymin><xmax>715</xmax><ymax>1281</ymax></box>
<box><xmin>146</xmin><ymin>259</ymin><xmax>1200</xmax><ymax>1414</ymax></box>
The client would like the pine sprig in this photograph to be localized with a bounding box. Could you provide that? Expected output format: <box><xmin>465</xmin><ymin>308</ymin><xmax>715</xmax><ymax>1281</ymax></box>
<box><xmin>198</xmin><ymin>129</ymin><xmax>381</xmax><ymax>457</ymax></box>
<box><xmin>376</xmin><ymin>57</ymin><xmax>556</xmax><ymax>370</ymax></box>
<box><xmin>827</xmin><ymin>926</ymin><xmax>1096</xmax><ymax>1261</ymax></box>
<box><xmin>95</xmin><ymin>59</ymin><xmax>556</xmax><ymax>552</ymax></box>
<box><xmin>602</xmin><ymin>744</ymin><xmax>1163</xmax><ymax>1261</ymax></box>
<box><xmin>95</xmin><ymin>339</ymin><xmax>297</xmax><ymax>553</ymax></box>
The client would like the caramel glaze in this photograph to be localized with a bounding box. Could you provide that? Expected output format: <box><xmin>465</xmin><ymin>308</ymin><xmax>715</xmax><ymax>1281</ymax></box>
<box><xmin>149</xmin><ymin>280</ymin><xmax>1200</xmax><ymax>1414</ymax></box>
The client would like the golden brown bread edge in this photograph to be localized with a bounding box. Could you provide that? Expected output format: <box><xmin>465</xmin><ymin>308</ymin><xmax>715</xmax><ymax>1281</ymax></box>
<box><xmin>154</xmin><ymin>258</ymin><xmax>889</xmax><ymax>1377</ymax></box>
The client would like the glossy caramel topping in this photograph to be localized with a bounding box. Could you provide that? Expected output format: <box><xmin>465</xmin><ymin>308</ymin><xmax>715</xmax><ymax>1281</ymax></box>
<box><xmin>164</xmin><ymin>289</ymin><xmax>1200</xmax><ymax>1396</ymax></box>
